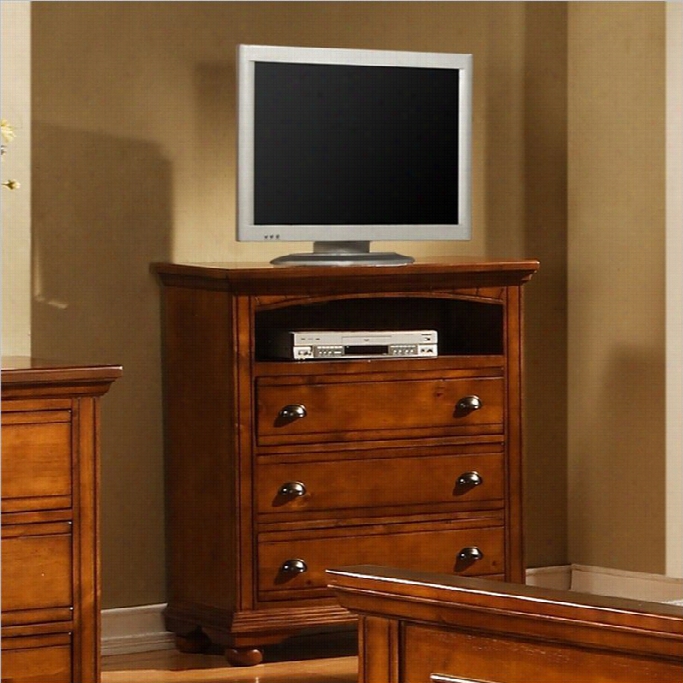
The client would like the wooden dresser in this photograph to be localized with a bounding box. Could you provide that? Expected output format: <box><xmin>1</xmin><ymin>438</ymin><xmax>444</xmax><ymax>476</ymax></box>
<box><xmin>328</xmin><ymin>565</ymin><xmax>683</xmax><ymax>683</ymax></box>
<box><xmin>1</xmin><ymin>359</ymin><xmax>121</xmax><ymax>683</ymax></box>
<box><xmin>153</xmin><ymin>258</ymin><xmax>538</xmax><ymax>666</ymax></box>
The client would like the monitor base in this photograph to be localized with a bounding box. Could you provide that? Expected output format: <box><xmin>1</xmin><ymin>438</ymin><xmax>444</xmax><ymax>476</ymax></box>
<box><xmin>270</xmin><ymin>241</ymin><xmax>414</xmax><ymax>267</ymax></box>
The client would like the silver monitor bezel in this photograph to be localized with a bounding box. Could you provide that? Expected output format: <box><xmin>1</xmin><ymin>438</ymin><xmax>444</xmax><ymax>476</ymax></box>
<box><xmin>236</xmin><ymin>44</ymin><xmax>472</xmax><ymax>244</ymax></box>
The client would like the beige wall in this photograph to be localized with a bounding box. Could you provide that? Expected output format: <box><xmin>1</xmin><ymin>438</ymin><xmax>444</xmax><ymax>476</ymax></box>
<box><xmin>23</xmin><ymin>1</ymin><xmax>670</xmax><ymax>608</ymax></box>
<box><xmin>1</xmin><ymin>1</ymin><xmax>31</xmax><ymax>356</ymax></box>
<box><xmin>666</xmin><ymin>1</ymin><xmax>683</xmax><ymax>579</ymax></box>
<box><xmin>30</xmin><ymin>1</ymin><xmax>568</xmax><ymax>608</ymax></box>
<box><xmin>567</xmin><ymin>3</ymin><xmax>666</xmax><ymax>573</ymax></box>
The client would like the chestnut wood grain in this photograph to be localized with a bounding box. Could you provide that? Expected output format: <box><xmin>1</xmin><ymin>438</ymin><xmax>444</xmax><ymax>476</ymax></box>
<box><xmin>1</xmin><ymin>359</ymin><xmax>122</xmax><ymax>683</ymax></box>
<box><xmin>152</xmin><ymin>259</ymin><xmax>538</xmax><ymax>665</ymax></box>
<box><xmin>327</xmin><ymin>565</ymin><xmax>683</xmax><ymax>683</ymax></box>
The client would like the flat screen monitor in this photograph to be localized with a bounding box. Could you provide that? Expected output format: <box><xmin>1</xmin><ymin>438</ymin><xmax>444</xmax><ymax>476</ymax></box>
<box><xmin>237</xmin><ymin>44</ymin><xmax>472</xmax><ymax>266</ymax></box>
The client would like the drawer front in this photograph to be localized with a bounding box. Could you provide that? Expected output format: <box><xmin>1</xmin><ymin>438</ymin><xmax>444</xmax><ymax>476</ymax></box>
<box><xmin>257</xmin><ymin>451</ymin><xmax>504</xmax><ymax>516</ymax></box>
<box><xmin>257</xmin><ymin>525</ymin><xmax>504</xmax><ymax>601</ymax></box>
<box><xmin>0</xmin><ymin>633</ymin><xmax>72</xmax><ymax>683</ymax></box>
<box><xmin>1</xmin><ymin>524</ymin><xmax>73</xmax><ymax>614</ymax></box>
<box><xmin>1</xmin><ymin>412</ymin><xmax>72</xmax><ymax>513</ymax></box>
<box><xmin>256</xmin><ymin>376</ymin><xmax>504</xmax><ymax>446</ymax></box>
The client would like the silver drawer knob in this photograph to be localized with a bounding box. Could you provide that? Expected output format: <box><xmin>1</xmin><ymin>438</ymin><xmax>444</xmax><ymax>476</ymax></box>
<box><xmin>278</xmin><ymin>481</ymin><xmax>307</xmax><ymax>498</ymax></box>
<box><xmin>457</xmin><ymin>546</ymin><xmax>484</xmax><ymax>563</ymax></box>
<box><xmin>278</xmin><ymin>404</ymin><xmax>307</xmax><ymax>421</ymax></box>
<box><xmin>280</xmin><ymin>558</ymin><xmax>308</xmax><ymax>575</ymax></box>
<box><xmin>456</xmin><ymin>395</ymin><xmax>482</xmax><ymax>413</ymax></box>
<box><xmin>456</xmin><ymin>471</ymin><xmax>483</xmax><ymax>488</ymax></box>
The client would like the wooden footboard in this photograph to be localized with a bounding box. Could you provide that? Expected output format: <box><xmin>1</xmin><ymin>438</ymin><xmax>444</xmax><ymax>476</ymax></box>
<box><xmin>327</xmin><ymin>565</ymin><xmax>683</xmax><ymax>683</ymax></box>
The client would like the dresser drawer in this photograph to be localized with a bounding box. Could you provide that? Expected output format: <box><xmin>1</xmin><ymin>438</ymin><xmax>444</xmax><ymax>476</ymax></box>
<box><xmin>1</xmin><ymin>522</ymin><xmax>73</xmax><ymax>615</ymax></box>
<box><xmin>257</xmin><ymin>523</ymin><xmax>504</xmax><ymax>601</ymax></box>
<box><xmin>1</xmin><ymin>411</ymin><xmax>72</xmax><ymax>513</ymax></box>
<box><xmin>0</xmin><ymin>633</ymin><xmax>72</xmax><ymax>683</ymax></box>
<box><xmin>256</xmin><ymin>375</ymin><xmax>504</xmax><ymax>446</ymax></box>
<box><xmin>257</xmin><ymin>451</ymin><xmax>504</xmax><ymax>517</ymax></box>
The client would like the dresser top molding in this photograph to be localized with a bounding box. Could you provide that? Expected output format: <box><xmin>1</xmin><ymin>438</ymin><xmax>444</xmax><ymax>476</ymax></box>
<box><xmin>152</xmin><ymin>258</ymin><xmax>540</xmax><ymax>295</ymax></box>
<box><xmin>1</xmin><ymin>358</ymin><xmax>122</xmax><ymax>398</ymax></box>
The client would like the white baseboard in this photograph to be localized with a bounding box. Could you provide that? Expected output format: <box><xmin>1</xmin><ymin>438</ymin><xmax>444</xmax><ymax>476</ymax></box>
<box><xmin>101</xmin><ymin>603</ymin><xmax>174</xmax><ymax>656</ymax></box>
<box><xmin>526</xmin><ymin>564</ymin><xmax>683</xmax><ymax>601</ymax></box>
<box><xmin>525</xmin><ymin>565</ymin><xmax>572</xmax><ymax>590</ymax></box>
<box><xmin>570</xmin><ymin>564</ymin><xmax>683</xmax><ymax>602</ymax></box>
<box><xmin>101</xmin><ymin>566</ymin><xmax>683</xmax><ymax>656</ymax></box>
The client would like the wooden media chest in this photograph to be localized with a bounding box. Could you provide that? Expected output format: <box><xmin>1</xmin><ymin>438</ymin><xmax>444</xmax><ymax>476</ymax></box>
<box><xmin>152</xmin><ymin>258</ymin><xmax>538</xmax><ymax>665</ymax></box>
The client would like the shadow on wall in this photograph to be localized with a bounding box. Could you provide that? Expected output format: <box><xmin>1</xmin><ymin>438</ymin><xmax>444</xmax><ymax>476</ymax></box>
<box><xmin>521</xmin><ymin>3</ymin><xmax>569</xmax><ymax>570</ymax></box>
<box><xmin>31</xmin><ymin>123</ymin><xmax>172</xmax><ymax>607</ymax></box>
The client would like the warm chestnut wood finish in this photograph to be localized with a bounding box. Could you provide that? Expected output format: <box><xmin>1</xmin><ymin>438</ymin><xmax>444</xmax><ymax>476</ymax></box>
<box><xmin>328</xmin><ymin>565</ymin><xmax>683</xmax><ymax>683</ymax></box>
<box><xmin>1</xmin><ymin>358</ymin><xmax>122</xmax><ymax>683</ymax></box>
<box><xmin>152</xmin><ymin>258</ymin><xmax>538</xmax><ymax>666</ymax></box>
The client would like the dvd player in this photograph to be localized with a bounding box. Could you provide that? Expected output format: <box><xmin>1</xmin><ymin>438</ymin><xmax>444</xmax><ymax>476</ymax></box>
<box><xmin>267</xmin><ymin>330</ymin><xmax>438</xmax><ymax>360</ymax></box>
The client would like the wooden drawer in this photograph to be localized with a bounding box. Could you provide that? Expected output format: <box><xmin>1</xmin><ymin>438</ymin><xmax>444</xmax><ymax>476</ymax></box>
<box><xmin>0</xmin><ymin>633</ymin><xmax>72</xmax><ymax>683</ymax></box>
<box><xmin>256</xmin><ymin>451</ymin><xmax>504</xmax><ymax>517</ymax></box>
<box><xmin>257</xmin><ymin>523</ymin><xmax>504</xmax><ymax>601</ymax></box>
<box><xmin>1</xmin><ymin>411</ymin><xmax>72</xmax><ymax>513</ymax></box>
<box><xmin>256</xmin><ymin>375</ymin><xmax>504</xmax><ymax>446</ymax></box>
<box><xmin>1</xmin><ymin>522</ymin><xmax>73</xmax><ymax>615</ymax></box>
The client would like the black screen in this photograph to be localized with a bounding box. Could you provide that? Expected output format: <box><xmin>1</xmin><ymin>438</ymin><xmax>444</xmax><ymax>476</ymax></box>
<box><xmin>254</xmin><ymin>61</ymin><xmax>460</xmax><ymax>226</ymax></box>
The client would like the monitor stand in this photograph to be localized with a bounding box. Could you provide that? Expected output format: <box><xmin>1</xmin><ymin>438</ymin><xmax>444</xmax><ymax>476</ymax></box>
<box><xmin>270</xmin><ymin>241</ymin><xmax>414</xmax><ymax>267</ymax></box>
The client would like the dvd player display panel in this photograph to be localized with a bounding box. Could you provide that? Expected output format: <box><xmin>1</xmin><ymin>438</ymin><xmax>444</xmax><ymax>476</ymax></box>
<box><xmin>269</xmin><ymin>330</ymin><xmax>438</xmax><ymax>360</ymax></box>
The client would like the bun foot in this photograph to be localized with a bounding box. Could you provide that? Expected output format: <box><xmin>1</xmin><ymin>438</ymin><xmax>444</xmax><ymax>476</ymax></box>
<box><xmin>224</xmin><ymin>646</ymin><xmax>263</xmax><ymax>667</ymax></box>
<box><xmin>174</xmin><ymin>631</ymin><xmax>211</xmax><ymax>654</ymax></box>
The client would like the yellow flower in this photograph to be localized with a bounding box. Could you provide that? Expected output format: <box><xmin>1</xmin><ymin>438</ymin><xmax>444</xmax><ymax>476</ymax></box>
<box><xmin>1</xmin><ymin>119</ymin><xmax>16</xmax><ymax>144</ymax></box>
